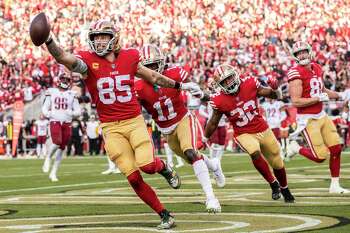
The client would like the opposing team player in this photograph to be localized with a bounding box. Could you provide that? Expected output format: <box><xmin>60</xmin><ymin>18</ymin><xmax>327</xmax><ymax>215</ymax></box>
<box><xmin>287</xmin><ymin>41</ymin><xmax>349</xmax><ymax>194</ymax></box>
<box><xmin>203</xmin><ymin>64</ymin><xmax>295</xmax><ymax>203</ymax></box>
<box><xmin>36</xmin><ymin>18</ymin><xmax>201</xmax><ymax>229</ymax></box>
<box><xmin>136</xmin><ymin>44</ymin><xmax>222</xmax><ymax>213</ymax></box>
<box><xmin>42</xmin><ymin>72</ymin><xmax>81</xmax><ymax>182</ymax></box>
<box><xmin>35</xmin><ymin>114</ymin><xmax>49</xmax><ymax>158</ymax></box>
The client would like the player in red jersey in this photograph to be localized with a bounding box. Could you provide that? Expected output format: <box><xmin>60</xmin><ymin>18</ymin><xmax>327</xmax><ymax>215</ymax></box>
<box><xmin>136</xmin><ymin>44</ymin><xmax>222</xmax><ymax>213</ymax></box>
<box><xmin>202</xmin><ymin>64</ymin><xmax>295</xmax><ymax>203</ymax></box>
<box><xmin>287</xmin><ymin>41</ymin><xmax>349</xmax><ymax>194</ymax></box>
<box><xmin>38</xmin><ymin>19</ymin><xmax>202</xmax><ymax>229</ymax></box>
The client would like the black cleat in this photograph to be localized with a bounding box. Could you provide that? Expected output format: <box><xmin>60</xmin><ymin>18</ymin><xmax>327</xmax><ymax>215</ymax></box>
<box><xmin>281</xmin><ymin>187</ymin><xmax>295</xmax><ymax>203</ymax></box>
<box><xmin>158</xmin><ymin>209</ymin><xmax>175</xmax><ymax>229</ymax></box>
<box><xmin>159</xmin><ymin>161</ymin><xmax>181</xmax><ymax>189</ymax></box>
<box><xmin>270</xmin><ymin>180</ymin><xmax>281</xmax><ymax>200</ymax></box>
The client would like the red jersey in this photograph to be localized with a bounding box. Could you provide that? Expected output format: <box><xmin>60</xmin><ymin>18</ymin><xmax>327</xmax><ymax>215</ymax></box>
<box><xmin>135</xmin><ymin>66</ymin><xmax>189</xmax><ymax>130</ymax></box>
<box><xmin>287</xmin><ymin>62</ymin><xmax>324</xmax><ymax>114</ymax></box>
<box><xmin>76</xmin><ymin>49</ymin><xmax>141</xmax><ymax>123</ymax></box>
<box><xmin>210</xmin><ymin>76</ymin><xmax>268</xmax><ymax>137</ymax></box>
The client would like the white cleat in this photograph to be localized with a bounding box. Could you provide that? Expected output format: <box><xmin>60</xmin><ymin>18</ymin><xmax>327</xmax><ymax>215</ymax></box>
<box><xmin>42</xmin><ymin>159</ymin><xmax>50</xmax><ymax>173</ymax></box>
<box><xmin>329</xmin><ymin>186</ymin><xmax>350</xmax><ymax>194</ymax></box>
<box><xmin>212</xmin><ymin>158</ymin><xmax>225</xmax><ymax>188</ymax></box>
<box><xmin>49</xmin><ymin>174</ymin><xmax>59</xmax><ymax>182</ymax></box>
<box><xmin>112</xmin><ymin>168</ymin><xmax>121</xmax><ymax>174</ymax></box>
<box><xmin>101</xmin><ymin>169</ymin><xmax>116</xmax><ymax>175</ymax></box>
<box><xmin>206</xmin><ymin>198</ymin><xmax>221</xmax><ymax>213</ymax></box>
<box><xmin>286</xmin><ymin>140</ymin><xmax>300</xmax><ymax>159</ymax></box>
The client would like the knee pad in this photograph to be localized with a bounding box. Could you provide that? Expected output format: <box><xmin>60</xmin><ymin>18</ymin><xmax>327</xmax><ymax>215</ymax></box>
<box><xmin>329</xmin><ymin>144</ymin><xmax>341</xmax><ymax>157</ymax></box>
<box><xmin>184</xmin><ymin>149</ymin><xmax>201</xmax><ymax>164</ymax></box>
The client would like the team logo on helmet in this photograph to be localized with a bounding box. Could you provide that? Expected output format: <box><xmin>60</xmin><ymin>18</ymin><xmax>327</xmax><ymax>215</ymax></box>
<box><xmin>141</xmin><ymin>44</ymin><xmax>165</xmax><ymax>73</ymax></box>
<box><xmin>213</xmin><ymin>64</ymin><xmax>241</xmax><ymax>94</ymax></box>
<box><xmin>88</xmin><ymin>19</ymin><xmax>121</xmax><ymax>56</ymax></box>
<box><xmin>291</xmin><ymin>41</ymin><xmax>313</xmax><ymax>65</ymax></box>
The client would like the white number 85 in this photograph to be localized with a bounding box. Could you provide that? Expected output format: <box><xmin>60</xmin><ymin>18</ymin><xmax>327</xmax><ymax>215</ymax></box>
<box><xmin>97</xmin><ymin>75</ymin><xmax>132</xmax><ymax>104</ymax></box>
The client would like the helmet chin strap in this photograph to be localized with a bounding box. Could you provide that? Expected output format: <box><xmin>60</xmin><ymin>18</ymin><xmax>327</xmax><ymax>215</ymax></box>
<box><xmin>59</xmin><ymin>83</ymin><xmax>69</xmax><ymax>89</ymax></box>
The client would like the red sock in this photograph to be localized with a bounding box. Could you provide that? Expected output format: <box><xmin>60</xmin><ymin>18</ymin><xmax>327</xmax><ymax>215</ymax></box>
<box><xmin>252</xmin><ymin>154</ymin><xmax>276</xmax><ymax>183</ymax></box>
<box><xmin>273</xmin><ymin>167</ymin><xmax>288</xmax><ymax>188</ymax></box>
<box><xmin>127</xmin><ymin>171</ymin><xmax>164</xmax><ymax>214</ymax></box>
<box><xmin>299</xmin><ymin>147</ymin><xmax>326</xmax><ymax>163</ymax></box>
<box><xmin>329</xmin><ymin>144</ymin><xmax>341</xmax><ymax>177</ymax></box>
<box><xmin>140</xmin><ymin>157</ymin><xmax>165</xmax><ymax>174</ymax></box>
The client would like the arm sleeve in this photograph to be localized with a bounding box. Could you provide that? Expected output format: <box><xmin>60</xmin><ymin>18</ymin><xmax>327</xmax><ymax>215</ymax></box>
<box><xmin>42</xmin><ymin>92</ymin><xmax>51</xmax><ymax>118</ymax></box>
<box><xmin>72</xmin><ymin>96</ymin><xmax>81</xmax><ymax>117</ymax></box>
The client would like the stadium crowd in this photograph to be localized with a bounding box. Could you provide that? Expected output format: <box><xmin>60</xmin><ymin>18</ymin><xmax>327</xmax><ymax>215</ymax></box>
<box><xmin>1</xmin><ymin>0</ymin><xmax>350</xmax><ymax>155</ymax></box>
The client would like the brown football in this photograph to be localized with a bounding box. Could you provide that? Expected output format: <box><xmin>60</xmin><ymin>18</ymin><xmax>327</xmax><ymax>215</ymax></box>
<box><xmin>29</xmin><ymin>12</ymin><xmax>51</xmax><ymax>46</ymax></box>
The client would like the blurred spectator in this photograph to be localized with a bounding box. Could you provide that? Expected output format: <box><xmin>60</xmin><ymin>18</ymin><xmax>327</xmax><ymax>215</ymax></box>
<box><xmin>86</xmin><ymin>115</ymin><xmax>99</xmax><ymax>156</ymax></box>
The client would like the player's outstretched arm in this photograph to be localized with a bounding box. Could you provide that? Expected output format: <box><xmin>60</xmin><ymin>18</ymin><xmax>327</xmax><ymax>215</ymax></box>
<box><xmin>45</xmin><ymin>36</ymin><xmax>87</xmax><ymax>76</ymax></box>
<box><xmin>289</xmin><ymin>79</ymin><xmax>320</xmax><ymax>107</ymax></box>
<box><xmin>323</xmin><ymin>87</ymin><xmax>346</xmax><ymax>100</ymax></box>
<box><xmin>136</xmin><ymin>65</ymin><xmax>201</xmax><ymax>92</ymax></box>
<box><xmin>257</xmin><ymin>86</ymin><xmax>281</xmax><ymax>99</ymax></box>
<box><xmin>204</xmin><ymin>109</ymin><xmax>223</xmax><ymax>139</ymax></box>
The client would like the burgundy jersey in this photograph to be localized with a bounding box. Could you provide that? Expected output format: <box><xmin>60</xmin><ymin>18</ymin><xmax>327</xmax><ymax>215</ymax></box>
<box><xmin>287</xmin><ymin>62</ymin><xmax>324</xmax><ymax>114</ymax></box>
<box><xmin>135</xmin><ymin>66</ymin><xmax>189</xmax><ymax>130</ymax></box>
<box><xmin>76</xmin><ymin>49</ymin><xmax>141</xmax><ymax>123</ymax></box>
<box><xmin>210</xmin><ymin>76</ymin><xmax>268</xmax><ymax>137</ymax></box>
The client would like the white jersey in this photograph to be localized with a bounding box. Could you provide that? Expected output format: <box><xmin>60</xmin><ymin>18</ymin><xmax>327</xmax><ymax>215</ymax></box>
<box><xmin>35</xmin><ymin>119</ymin><xmax>49</xmax><ymax>136</ymax></box>
<box><xmin>86</xmin><ymin>120</ymin><xmax>99</xmax><ymax>139</ymax></box>
<box><xmin>261</xmin><ymin>101</ymin><xmax>284</xmax><ymax>129</ymax></box>
<box><xmin>42</xmin><ymin>88</ymin><xmax>81</xmax><ymax>123</ymax></box>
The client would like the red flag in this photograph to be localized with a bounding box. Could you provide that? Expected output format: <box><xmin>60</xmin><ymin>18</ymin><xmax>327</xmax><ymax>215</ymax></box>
<box><xmin>12</xmin><ymin>100</ymin><xmax>24</xmax><ymax>156</ymax></box>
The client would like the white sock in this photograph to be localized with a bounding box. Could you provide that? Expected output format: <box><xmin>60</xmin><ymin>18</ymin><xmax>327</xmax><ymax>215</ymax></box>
<box><xmin>212</xmin><ymin>144</ymin><xmax>224</xmax><ymax>160</ymax></box>
<box><xmin>202</xmin><ymin>154</ymin><xmax>217</xmax><ymax>171</ymax></box>
<box><xmin>331</xmin><ymin>177</ymin><xmax>340</xmax><ymax>187</ymax></box>
<box><xmin>193</xmin><ymin>159</ymin><xmax>215</xmax><ymax>200</ymax></box>
<box><xmin>175</xmin><ymin>155</ymin><xmax>184</xmax><ymax>165</ymax></box>
<box><xmin>226</xmin><ymin>140</ymin><xmax>233</xmax><ymax>152</ymax></box>
<box><xmin>42</xmin><ymin>144</ymin><xmax>47</xmax><ymax>157</ymax></box>
<box><xmin>44</xmin><ymin>144</ymin><xmax>59</xmax><ymax>169</ymax></box>
<box><xmin>281</xmin><ymin>139</ymin><xmax>285</xmax><ymax>151</ymax></box>
<box><xmin>107</xmin><ymin>156</ymin><xmax>116</xmax><ymax>170</ymax></box>
<box><xmin>50</xmin><ymin>149</ymin><xmax>63</xmax><ymax>177</ymax></box>
<box><xmin>36</xmin><ymin>144</ymin><xmax>41</xmax><ymax>157</ymax></box>
<box><xmin>164</xmin><ymin>143</ymin><xmax>173</xmax><ymax>166</ymax></box>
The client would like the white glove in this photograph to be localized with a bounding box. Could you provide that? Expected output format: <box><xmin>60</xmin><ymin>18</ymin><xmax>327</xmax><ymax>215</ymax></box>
<box><xmin>66</xmin><ymin>110</ymin><xmax>74</xmax><ymax>117</ymax></box>
<box><xmin>318</xmin><ymin>92</ymin><xmax>329</xmax><ymax>102</ymax></box>
<box><xmin>190</xmin><ymin>89</ymin><xmax>204</xmax><ymax>99</ymax></box>
<box><xmin>202</xmin><ymin>136</ymin><xmax>208</xmax><ymax>144</ymax></box>
<box><xmin>273</xmin><ymin>88</ymin><xmax>283</xmax><ymax>100</ymax></box>
<box><xmin>181</xmin><ymin>82</ymin><xmax>201</xmax><ymax>92</ymax></box>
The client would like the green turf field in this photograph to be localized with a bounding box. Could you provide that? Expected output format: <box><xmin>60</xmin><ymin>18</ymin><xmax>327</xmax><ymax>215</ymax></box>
<box><xmin>0</xmin><ymin>152</ymin><xmax>349</xmax><ymax>232</ymax></box>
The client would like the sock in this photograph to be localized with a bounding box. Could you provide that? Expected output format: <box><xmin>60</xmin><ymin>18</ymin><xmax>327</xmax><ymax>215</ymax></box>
<box><xmin>175</xmin><ymin>155</ymin><xmax>184</xmax><ymax>165</ymax></box>
<box><xmin>202</xmin><ymin>154</ymin><xmax>217</xmax><ymax>171</ymax></box>
<box><xmin>329</xmin><ymin>144</ymin><xmax>341</xmax><ymax>177</ymax></box>
<box><xmin>107</xmin><ymin>156</ymin><xmax>116</xmax><ymax>170</ymax></box>
<box><xmin>252</xmin><ymin>154</ymin><xmax>276</xmax><ymax>184</ymax></box>
<box><xmin>273</xmin><ymin>167</ymin><xmax>288</xmax><ymax>188</ymax></box>
<box><xmin>331</xmin><ymin>177</ymin><xmax>340</xmax><ymax>187</ymax></box>
<box><xmin>50</xmin><ymin>148</ymin><xmax>63</xmax><ymax>177</ymax></box>
<box><xmin>281</xmin><ymin>139</ymin><xmax>285</xmax><ymax>151</ymax></box>
<box><xmin>193</xmin><ymin>159</ymin><xmax>215</xmax><ymax>200</ymax></box>
<box><xmin>299</xmin><ymin>147</ymin><xmax>326</xmax><ymax>163</ymax></box>
<box><xmin>42</xmin><ymin>144</ymin><xmax>47</xmax><ymax>157</ymax></box>
<box><xmin>127</xmin><ymin>171</ymin><xmax>164</xmax><ymax>214</ymax></box>
<box><xmin>164</xmin><ymin>143</ymin><xmax>173</xmax><ymax>166</ymax></box>
<box><xmin>36</xmin><ymin>144</ymin><xmax>41</xmax><ymax>157</ymax></box>
<box><xmin>212</xmin><ymin>144</ymin><xmax>224</xmax><ymax>160</ymax></box>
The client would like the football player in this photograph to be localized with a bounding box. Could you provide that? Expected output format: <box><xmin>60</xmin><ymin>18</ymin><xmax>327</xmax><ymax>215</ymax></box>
<box><xmin>203</xmin><ymin>64</ymin><xmax>295</xmax><ymax>203</ymax></box>
<box><xmin>35</xmin><ymin>114</ymin><xmax>49</xmax><ymax>158</ymax></box>
<box><xmin>40</xmin><ymin>19</ymin><xmax>201</xmax><ymax>229</ymax></box>
<box><xmin>287</xmin><ymin>41</ymin><xmax>349</xmax><ymax>194</ymax></box>
<box><xmin>136</xmin><ymin>44</ymin><xmax>222</xmax><ymax>213</ymax></box>
<box><xmin>42</xmin><ymin>72</ymin><xmax>81</xmax><ymax>182</ymax></box>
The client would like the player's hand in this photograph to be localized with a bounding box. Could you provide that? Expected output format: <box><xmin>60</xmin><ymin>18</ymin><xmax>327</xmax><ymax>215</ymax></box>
<box><xmin>267</xmin><ymin>76</ymin><xmax>278</xmax><ymax>90</ymax></box>
<box><xmin>190</xmin><ymin>89</ymin><xmax>204</xmax><ymax>99</ymax></box>
<box><xmin>181</xmin><ymin>82</ymin><xmax>201</xmax><ymax>92</ymax></box>
<box><xmin>274</xmin><ymin>88</ymin><xmax>283</xmax><ymax>100</ymax></box>
<box><xmin>67</xmin><ymin>110</ymin><xmax>74</xmax><ymax>117</ymax></box>
<box><xmin>318</xmin><ymin>92</ymin><xmax>329</xmax><ymax>102</ymax></box>
<box><xmin>338</xmin><ymin>92</ymin><xmax>349</xmax><ymax>101</ymax></box>
<box><xmin>198</xmin><ymin>136</ymin><xmax>209</xmax><ymax>150</ymax></box>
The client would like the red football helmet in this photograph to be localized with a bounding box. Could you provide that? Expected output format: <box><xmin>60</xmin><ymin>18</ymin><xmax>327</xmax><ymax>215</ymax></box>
<box><xmin>88</xmin><ymin>19</ymin><xmax>121</xmax><ymax>56</ymax></box>
<box><xmin>213</xmin><ymin>64</ymin><xmax>241</xmax><ymax>94</ymax></box>
<box><xmin>291</xmin><ymin>41</ymin><xmax>313</xmax><ymax>65</ymax></box>
<box><xmin>141</xmin><ymin>44</ymin><xmax>165</xmax><ymax>73</ymax></box>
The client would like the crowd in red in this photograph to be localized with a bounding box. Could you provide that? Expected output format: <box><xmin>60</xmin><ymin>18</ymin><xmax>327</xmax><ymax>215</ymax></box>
<box><xmin>1</xmin><ymin>0</ymin><xmax>350</xmax><ymax>111</ymax></box>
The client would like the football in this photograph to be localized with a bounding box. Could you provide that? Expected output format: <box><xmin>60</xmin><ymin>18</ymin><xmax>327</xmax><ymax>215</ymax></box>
<box><xmin>29</xmin><ymin>12</ymin><xmax>51</xmax><ymax>46</ymax></box>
